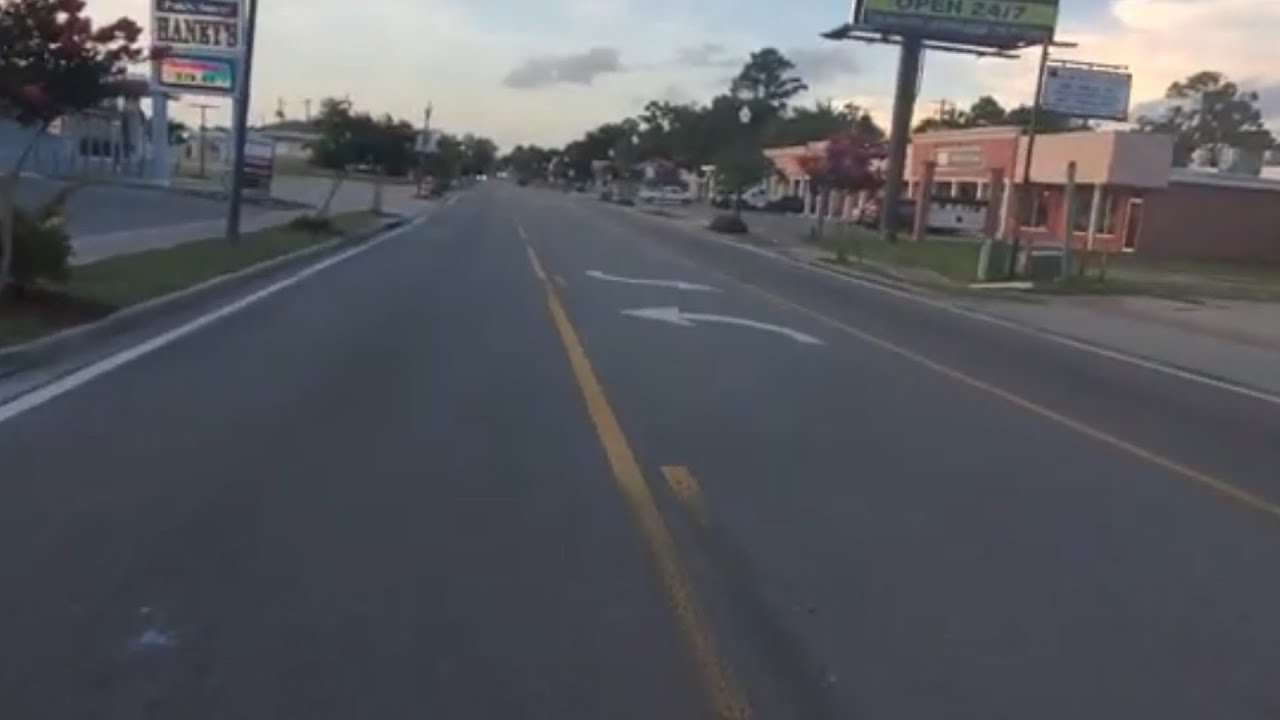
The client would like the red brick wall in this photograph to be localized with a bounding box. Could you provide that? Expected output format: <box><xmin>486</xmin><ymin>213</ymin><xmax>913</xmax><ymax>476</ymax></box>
<box><xmin>1139</xmin><ymin>182</ymin><xmax>1280</xmax><ymax>261</ymax></box>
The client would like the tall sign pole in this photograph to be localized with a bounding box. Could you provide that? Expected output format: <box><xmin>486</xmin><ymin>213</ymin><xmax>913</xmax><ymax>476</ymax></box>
<box><xmin>880</xmin><ymin>36</ymin><xmax>923</xmax><ymax>243</ymax></box>
<box><xmin>225</xmin><ymin>0</ymin><xmax>259</xmax><ymax>242</ymax></box>
<box><xmin>825</xmin><ymin>0</ymin><xmax>1060</xmax><ymax>244</ymax></box>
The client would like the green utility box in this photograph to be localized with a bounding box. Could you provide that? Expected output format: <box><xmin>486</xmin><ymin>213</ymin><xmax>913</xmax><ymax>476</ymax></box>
<box><xmin>1026</xmin><ymin>249</ymin><xmax>1066</xmax><ymax>281</ymax></box>
<box><xmin>976</xmin><ymin>239</ymin><xmax>1016</xmax><ymax>281</ymax></box>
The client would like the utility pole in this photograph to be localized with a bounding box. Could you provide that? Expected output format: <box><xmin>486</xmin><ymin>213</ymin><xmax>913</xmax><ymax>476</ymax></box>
<box><xmin>226</xmin><ymin>0</ymin><xmax>260</xmax><ymax>242</ymax></box>
<box><xmin>1015</xmin><ymin>41</ymin><xmax>1078</xmax><ymax>248</ymax></box>
<box><xmin>304</xmin><ymin>98</ymin><xmax>312</xmax><ymax>122</ymax></box>
<box><xmin>190</xmin><ymin>102</ymin><xmax>217</xmax><ymax>178</ymax></box>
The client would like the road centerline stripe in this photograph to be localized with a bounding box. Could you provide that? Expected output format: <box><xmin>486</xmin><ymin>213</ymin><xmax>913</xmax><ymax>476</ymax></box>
<box><xmin>581</xmin><ymin>214</ymin><xmax>1280</xmax><ymax>525</ymax></box>
<box><xmin>526</xmin><ymin>244</ymin><xmax>751</xmax><ymax>720</ymax></box>
<box><xmin>662</xmin><ymin>466</ymin><xmax>710</xmax><ymax>527</ymax></box>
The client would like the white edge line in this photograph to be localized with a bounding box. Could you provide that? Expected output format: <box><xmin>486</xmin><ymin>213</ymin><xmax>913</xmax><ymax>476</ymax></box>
<box><xmin>0</xmin><ymin>216</ymin><xmax>427</xmax><ymax>425</ymax></box>
<box><xmin>637</xmin><ymin>210</ymin><xmax>1280</xmax><ymax>408</ymax></box>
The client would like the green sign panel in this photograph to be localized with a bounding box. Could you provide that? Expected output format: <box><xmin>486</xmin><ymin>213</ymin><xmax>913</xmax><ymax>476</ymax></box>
<box><xmin>857</xmin><ymin>0</ymin><xmax>1059</xmax><ymax>48</ymax></box>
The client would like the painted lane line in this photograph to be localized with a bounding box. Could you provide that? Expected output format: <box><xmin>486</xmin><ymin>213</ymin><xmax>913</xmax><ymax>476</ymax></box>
<box><xmin>0</xmin><ymin>217</ymin><xmax>428</xmax><ymax>426</ymax></box>
<box><xmin>730</xmin><ymin>278</ymin><xmax>1280</xmax><ymax>526</ymax></box>
<box><xmin>597</xmin><ymin>209</ymin><xmax>1280</xmax><ymax>524</ymax></box>
<box><xmin>526</xmin><ymin>246</ymin><xmax>547</xmax><ymax>281</ymax></box>
<box><xmin>586</xmin><ymin>270</ymin><xmax>719</xmax><ymax>292</ymax></box>
<box><xmin>662</xmin><ymin>466</ymin><xmax>709</xmax><ymax>527</ymax></box>
<box><xmin>527</xmin><ymin>245</ymin><xmax>751</xmax><ymax>720</ymax></box>
<box><xmin>622</xmin><ymin>306</ymin><xmax>824</xmax><ymax>346</ymax></box>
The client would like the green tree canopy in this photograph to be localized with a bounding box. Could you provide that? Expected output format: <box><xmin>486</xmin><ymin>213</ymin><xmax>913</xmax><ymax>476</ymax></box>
<box><xmin>1138</xmin><ymin>71</ymin><xmax>1275</xmax><ymax>167</ymax></box>
<box><xmin>913</xmin><ymin>95</ymin><xmax>1082</xmax><ymax>135</ymax></box>
<box><xmin>731</xmin><ymin>48</ymin><xmax>809</xmax><ymax>115</ymax></box>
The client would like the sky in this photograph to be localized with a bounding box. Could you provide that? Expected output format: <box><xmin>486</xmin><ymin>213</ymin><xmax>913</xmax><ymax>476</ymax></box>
<box><xmin>92</xmin><ymin>0</ymin><xmax>1280</xmax><ymax>150</ymax></box>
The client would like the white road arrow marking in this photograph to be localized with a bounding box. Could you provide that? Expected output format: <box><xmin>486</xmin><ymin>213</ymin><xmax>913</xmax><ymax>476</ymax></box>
<box><xmin>622</xmin><ymin>306</ymin><xmax>824</xmax><ymax>346</ymax></box>
<box><xmin>587</xmin><ymin>270</ymin><xmax>718</xmax><ymax>292</ymax></box>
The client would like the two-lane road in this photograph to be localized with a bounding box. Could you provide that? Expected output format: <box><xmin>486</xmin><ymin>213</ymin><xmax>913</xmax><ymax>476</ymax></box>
<box><xmin>3</xmin><ymin>181</ymin><xmax>1280</xmax><ymax>719</ymax></box>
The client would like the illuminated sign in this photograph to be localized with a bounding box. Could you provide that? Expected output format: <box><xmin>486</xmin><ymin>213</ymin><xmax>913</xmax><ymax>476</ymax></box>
<box><xmin>1041</xmin><ymin>65</ymin><xmax>1133</xmax><ymax>121</ymax></box>
<box><xmin>856</xmin><ymin>0</ymin><xmax>1059</xmax><ymax>49</ymax></box>
<box><xmin>158</xmin><ymin>54</ymin><xmax>236</xmax><ymax>95</ymax></box>
<box><xmin>152</xmin><ymin>0</ymin><xmax>242</xmax><ymax>54</ymax></box>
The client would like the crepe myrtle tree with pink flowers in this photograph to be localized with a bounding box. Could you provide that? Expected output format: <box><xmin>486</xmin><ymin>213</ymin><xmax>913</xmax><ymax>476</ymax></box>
<box><xmin>0</xmin><ymin>0</ymin><xmax>163</xmax><ymax>293</ymax></box>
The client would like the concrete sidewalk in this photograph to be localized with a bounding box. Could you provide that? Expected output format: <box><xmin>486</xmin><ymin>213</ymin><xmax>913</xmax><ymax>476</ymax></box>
<box><xmin>633</xmin><ymin>200</ymin><xmax>1280</xmax><ymax>397</ymax></box>
<box><xmin>962</xmin><ymin>295</ymin><xmax>1280</xmax><ymax>396</ymax></box>
<box><xmin>72</xmin><ymin>209</ymin><xmax>307</xmax><ymax>265</ymax></box>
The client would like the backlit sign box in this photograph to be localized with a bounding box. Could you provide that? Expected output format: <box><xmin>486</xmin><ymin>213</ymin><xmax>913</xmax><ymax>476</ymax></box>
<box><xmin>152</xmin><ymin>0</ymin><xmax>242</xmax><ymax>54</ymax></box>
<box><xmin>855</xmin><ymin>0</ymin><xmax>1059</xmax><ymax>49</ymax></box>
<box><xmin>1041</xmin><ymin>65</ymin><xmax>1133</xmax><ymax>122</ymax></box>
<box><xmin>152</xmin><ymin>0</ymin><xmax>244</xmax><ymax>95</ymax></box>
<box><xmin>158</xmin><ymin>54</ymin><xmax>236</xmax><ymax>95</ymax></box>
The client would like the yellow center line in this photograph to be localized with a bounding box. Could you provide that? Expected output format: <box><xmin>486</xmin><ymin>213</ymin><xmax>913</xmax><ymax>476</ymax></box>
<box><xmin>663</xmin><ymin>466</ymin><xmax>710</xmax><ymax>527</ymax></box>
<box><xmin>526</xmin><ymin>244</ymin><xmax>751</xmax><ymax>719</ymax></box>
<box><xmin>584</xmin><ymin>214</ymin><xmax>1280</xmax><ymax>524</ymax></box>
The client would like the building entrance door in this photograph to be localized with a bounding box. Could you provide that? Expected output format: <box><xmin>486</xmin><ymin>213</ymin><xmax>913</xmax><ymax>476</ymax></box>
<box><xmin>1123</xmin><ymin>198</ymin><xmax>1144</xmax><ymax>252</ymax></box>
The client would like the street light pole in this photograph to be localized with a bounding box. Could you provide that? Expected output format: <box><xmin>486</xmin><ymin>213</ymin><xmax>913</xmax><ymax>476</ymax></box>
<box><xmin>226</xmin><ymin>0</ymin><xmax>260</xmax><ymax>242</ymax></box>
<box><xmin>734</xmin><ymin>104</ymin><xmax>753</xmax><ymax>220</ymax></box>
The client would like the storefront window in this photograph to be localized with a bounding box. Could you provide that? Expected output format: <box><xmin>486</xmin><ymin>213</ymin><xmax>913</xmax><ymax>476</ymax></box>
<box><xmin>1071</xmin><ymin>187</ymin><xmax>1116</xmax><ymax>234</ymax></box>
<box><xmin>955</xmin><ymin>181</ymin><xmax>980</xmax><ymax>200</ymax></box>
<box><xmin>1018</xmin><ymin>186</ymin><xmax>1051</xmax><ymax>228</ymax></box>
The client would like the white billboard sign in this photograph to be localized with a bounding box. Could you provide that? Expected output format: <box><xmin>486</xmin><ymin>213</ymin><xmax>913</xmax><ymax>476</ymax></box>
<box><xmin>152</xmin><ymin>0</ymin><xmax>243</xmax><ymax>54</ymax></box>
<box><xmin>152</xmin><ymin>0</ymin><xmax>244</xmax><ymax>95</ymax></box>
<box><xmin>1041</xmin><ymin>64</ymin><xmax>1133</xmax><ymax>121</ymax></box>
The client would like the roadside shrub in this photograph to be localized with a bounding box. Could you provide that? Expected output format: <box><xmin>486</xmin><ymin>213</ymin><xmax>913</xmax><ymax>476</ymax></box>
<box><xmin>288</xmin><ymin>214</ymin><xmax>336</xmax><ymax>235</ymax></box>
<box><xmin>708</xmin><ymin>214</ymin><xmax>748</xmax><ymax>235</ymax></box>
<box><xmin>2</xmin><ymin>192</ymin><xmax>74</xmax><ymax>297</ymax></box>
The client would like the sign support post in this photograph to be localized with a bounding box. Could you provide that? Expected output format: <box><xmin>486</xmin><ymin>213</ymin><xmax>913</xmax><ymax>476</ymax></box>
<box><xmin>225</xmin><ymin>0</ymin><xmax>259</xmax><ymax>242</ymax></box>
<box><xmin>880</xmin><ymin>36</ymin><xmax>923</xmax><ymax>243</ymax></box>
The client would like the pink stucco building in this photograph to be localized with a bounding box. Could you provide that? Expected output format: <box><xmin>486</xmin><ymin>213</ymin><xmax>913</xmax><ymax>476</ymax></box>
<box><xmin>764</xmin><ymin>127</ymin><xmax>1280</xmax><ymax>261</ymax></box>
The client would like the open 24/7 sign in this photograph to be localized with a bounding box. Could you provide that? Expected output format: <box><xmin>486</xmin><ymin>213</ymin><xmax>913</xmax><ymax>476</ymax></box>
<box><xmin>152</xmin><ymin>0</ymin><xmax>243</xmax><ymax>53</ymax></box>
<box><xmin>856</xmin><ymin>0</ymin><xmax>1059</xmax><ymax>49</ymax></box>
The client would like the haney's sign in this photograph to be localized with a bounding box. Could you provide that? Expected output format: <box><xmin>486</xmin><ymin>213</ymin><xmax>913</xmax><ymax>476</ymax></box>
<box><xmin>152</xmin><ymin>0</ymin><xmax>243</xmax><ymax>54</ymax></box>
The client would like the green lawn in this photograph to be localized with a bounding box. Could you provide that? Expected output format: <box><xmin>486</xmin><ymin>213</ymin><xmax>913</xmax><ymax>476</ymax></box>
<box><xmin>1096</xmin><ymin>256</ymin><xmax>1280</xmax><ymax>301</ymax></box>
<box><xmin>819</xmin><ymin>226</ymin><xmax>984</xmax><ymax>285</ymax></box>
<box><xmin>1</xmin><ymin>211</ymin><xmax>381</xmax><ymax>348</ymax></box>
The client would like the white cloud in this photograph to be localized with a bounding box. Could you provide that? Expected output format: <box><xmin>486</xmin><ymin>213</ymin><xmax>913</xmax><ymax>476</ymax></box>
<box><xmin>503</xmin><ymin>48</ymin><xmax>625</xmax><ymax>89</ymax></box>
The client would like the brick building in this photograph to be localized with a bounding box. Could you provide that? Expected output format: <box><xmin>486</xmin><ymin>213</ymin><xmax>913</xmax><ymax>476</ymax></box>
<box><xmin>908</xmin><ymin>128</ymin><xmax>1280</xmax><ymax>261</ymax></box>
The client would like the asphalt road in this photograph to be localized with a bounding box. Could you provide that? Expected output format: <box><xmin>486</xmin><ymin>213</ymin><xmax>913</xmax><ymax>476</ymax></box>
<box><xmin>3</xmin><ymin>182</ymin><xmax>1280</xmax><ymax>719</ymax></box>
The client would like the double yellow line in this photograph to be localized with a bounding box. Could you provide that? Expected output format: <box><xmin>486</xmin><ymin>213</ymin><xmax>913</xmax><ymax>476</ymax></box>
<box><xmin>526</xmin><ymin>241</ymin><xmax>751</xmax><ymax>719</ymax></box>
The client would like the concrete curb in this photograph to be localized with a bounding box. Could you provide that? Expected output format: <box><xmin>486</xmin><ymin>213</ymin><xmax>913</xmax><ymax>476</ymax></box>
<box><xmin>0</xmin><ymin>215</ymin><xmax>409</xmax><ymax>380</ymax></box>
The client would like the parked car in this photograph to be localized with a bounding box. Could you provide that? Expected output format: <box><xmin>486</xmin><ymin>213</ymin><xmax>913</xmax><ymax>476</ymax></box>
<box><xmin>638</xmin><ymin>185</ymin><xmax>692</xmax><ymax>205</ymax></box>
<box><xmin>765</xmin><ymin>195</ymin><xmax>805</xmax><ymax>214</ymax></box>
<box><xmin>712</xmin><ymin>185</ymin><xmax>770</xmax><ymax>211</ymax></box>
<box><xmin>856</xmin><ymin>197</ymin><xmax>916</xmax><ymax>229</ymax></box>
